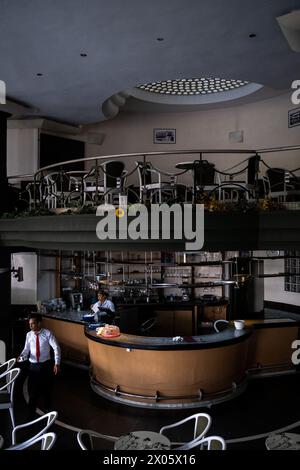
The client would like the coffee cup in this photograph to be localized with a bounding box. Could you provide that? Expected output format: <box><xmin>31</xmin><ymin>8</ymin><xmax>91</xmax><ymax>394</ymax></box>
<box><xmin>234</xmin><ymin>320</ymin><xmax>245</xmax><ymax>330</ymax></box>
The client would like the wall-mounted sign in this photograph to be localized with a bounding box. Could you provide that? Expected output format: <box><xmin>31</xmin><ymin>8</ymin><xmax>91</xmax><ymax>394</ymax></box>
<box><xmin>288</xmin><ymin>108</ymin><xmax>300</xmax><ymax>128</ymax></box>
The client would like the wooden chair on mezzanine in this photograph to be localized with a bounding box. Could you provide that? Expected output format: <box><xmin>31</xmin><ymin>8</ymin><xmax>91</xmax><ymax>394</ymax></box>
<box><xmin>218</xmin><ymin>154</ymin><xmax>260</xmax><ymax>201</ymax></box>
<box><xmin>83</xmin><ymin>160</ymin><xmax>127</xmax><ymax>205</ymax></box>
<box><xmin>175</xmin><ymin>160</ymin><xmax>219</xmax><ymax>201</ymax></box>
<box><xmin>136</xmin><ymin>161</ymin><xmax>178</xmax><ymax>203</ymax></box>
<box><xmin>266</xmin><ymin>168</ymin><xmax>300</xmax><ymax>202</ymax></box>
<box><xmin>43</xmin><ymin>171</ymin><xmax>84</xmax><ymax>209</ymax></box>
<box><xmin>25</xmin><ymin>180</ymin><xmax>44</xmax><ymax>209</ymax></box>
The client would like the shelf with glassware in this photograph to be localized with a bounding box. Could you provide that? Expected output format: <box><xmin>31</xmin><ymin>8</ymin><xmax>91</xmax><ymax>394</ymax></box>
<box><xmin>55</xmin><ymin>250</ymin><xmax>232</xmax><ymax>323</ymax></box>
<box><xmin>91</xmin><ymin>251</ymin><xmax>228</xmax><ymax>310</ymax></box>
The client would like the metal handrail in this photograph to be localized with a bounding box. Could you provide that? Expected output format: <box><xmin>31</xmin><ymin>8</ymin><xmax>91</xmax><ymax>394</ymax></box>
<box><xmin>6</xmin><ymin>146</ymin><xmax>300</xmax><ymax>210</ymax></box>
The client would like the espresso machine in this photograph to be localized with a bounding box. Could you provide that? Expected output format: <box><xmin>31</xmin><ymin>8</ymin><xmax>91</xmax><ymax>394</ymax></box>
<box><xmin>69</xmin><ymin>292</ymin><xmax>83</xmax><ymax>310</ymax></box>
<box><xmin>224</xmin><ymin>257</ymin><xmax>264</xmax><ymax>319</ymax></box>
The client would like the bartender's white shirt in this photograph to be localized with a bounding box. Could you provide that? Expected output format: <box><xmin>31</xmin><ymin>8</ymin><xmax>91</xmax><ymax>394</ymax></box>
<box><xmin>94</xmin><ymin>299</ymin><xmax>115</xmax><ymax>312</ymax></box>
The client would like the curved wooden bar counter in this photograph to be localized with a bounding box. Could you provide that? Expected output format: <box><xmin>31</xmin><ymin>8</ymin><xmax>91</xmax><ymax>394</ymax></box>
<box><xmin>85</xmin><ymin>327</ymin><xmax>252</xmax><ymax>409</ymax></box>
<box><xmin>41</xmin><ymin>310</ymin><xmax>300</xmax><ymax>409</ymax></box>
<box><xmin>42</xmin><ymin>312</ymin><xmax>90</xmax><ymax>365</ymax></box>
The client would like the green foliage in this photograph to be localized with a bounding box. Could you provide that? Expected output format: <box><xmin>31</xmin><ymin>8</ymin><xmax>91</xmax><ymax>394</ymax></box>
<box><xmin>0</xmin><ymin>198</ymin><xmax>287</xmax><ymax>220</ymax></box>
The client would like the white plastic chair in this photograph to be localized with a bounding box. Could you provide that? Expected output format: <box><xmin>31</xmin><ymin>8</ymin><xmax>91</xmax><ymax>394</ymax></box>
<box><xmin>0</xmin><ymin>368</ymin><xmax>21</xmax><ymax>428</ymax></box>
<box><xmin>77</xmin><ymin>429</ymin><xmax>118</xmax><ymax>450</ymax></box>
<box><xmin>159</xmin><ymin>412</ymin><xmax>212</xmax><ymax>450</ymax></box>
<box><xmin>198</xmin><ymin>435</ymin><xmax>227</xmax><ymax>450</ymax></box>
<box><xmin>11</xmin><ymin>410</ymin><xmax>57</xmax><ymax>446</ymax></box>
<box><xmin>6</xmin><ymin>431</ymin><xmax>57</xmax><ymax>450</ymax></box>
<box><xmin>0</xmin><ymin>358</ymin><xmax>16</xmax><ymax>378</ymax></box>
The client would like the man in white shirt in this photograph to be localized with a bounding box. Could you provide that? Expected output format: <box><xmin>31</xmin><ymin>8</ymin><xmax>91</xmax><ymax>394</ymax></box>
<box><xmin>18</xmin><ymin>313</ymin><xmax>61</xmax><ymax>418</ymax></box>
<box><xmin>92</xmin><ymin>290</ymin><xmax>115</xmax><ymax>324</ymax></box>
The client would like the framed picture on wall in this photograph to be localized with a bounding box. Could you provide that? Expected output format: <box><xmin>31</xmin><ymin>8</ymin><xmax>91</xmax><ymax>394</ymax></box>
<box><xmin>153</xmin><ymin>128</ymin><xmax>176</xmax><ymax>144</ymax></box>
<box><xmin>288</xmin><ymin>108</ymin><xmax>300</xmax><ymax>128</ymax></box>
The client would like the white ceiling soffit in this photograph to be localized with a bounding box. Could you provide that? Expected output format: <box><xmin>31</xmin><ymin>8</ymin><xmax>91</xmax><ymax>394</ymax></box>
<box><xmin>2</xmin><ymin>99</ymin><xmax>38</xmax><ymax>116</ymax></box>
<box><xmin>277</xmin><ymin>10</ymin><xmax>300</xmax><ymax>52</ymax></box>
<box><xmin>7</xmin><ymin>118</ymin><xmax>105</xmax><ymax>145</ymax></box>
<box><xmin>7</xmin><ymin>118</ymin><xmax>81</xmax><ymax>134</ymax></box>
<box><xmin>102</xmin><ymin>82</ymin><xmax>266</xmax><ymax>118</ymax></box>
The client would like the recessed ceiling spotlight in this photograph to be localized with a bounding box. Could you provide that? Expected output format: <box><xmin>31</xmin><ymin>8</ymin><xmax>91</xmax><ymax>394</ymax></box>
<box><xmin>249</xmin><ymin>33</ymin><xmax>256</xmax><ymax>38</ymax></box>
<box><xmin>80</xmin><ymin>53</ymin><xmax>87</xmax><ymax>57</ymax></box>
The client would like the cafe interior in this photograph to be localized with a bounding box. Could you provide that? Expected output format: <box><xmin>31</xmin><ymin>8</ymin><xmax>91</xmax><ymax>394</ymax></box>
<box><xmin>0</xmin><ymin>0</ymin><xmax>300</xmax><ymax>451</ymax></box>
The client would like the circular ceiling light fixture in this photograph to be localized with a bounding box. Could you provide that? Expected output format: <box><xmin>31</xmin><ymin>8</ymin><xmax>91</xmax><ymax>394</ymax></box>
<box><xmin>137</xmin><ymin>77</ymin><xmax>249</xmax><ymax>96</ymax></box>
<box><xmin>131</xmin><ymin>76</ymin><xmax>264</xmax><ymax>106</ymax></box>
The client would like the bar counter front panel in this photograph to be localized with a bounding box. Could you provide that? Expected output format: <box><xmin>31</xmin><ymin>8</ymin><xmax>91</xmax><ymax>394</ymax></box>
<box><xmin>42</xmin><ymin>310</ymin><xmax>300</xmax><ymax>408</ymax></box>
<box><xmin>86</xmin><ymin>328</ymin><xmax>250</xmax><ymax>408</ymax></box>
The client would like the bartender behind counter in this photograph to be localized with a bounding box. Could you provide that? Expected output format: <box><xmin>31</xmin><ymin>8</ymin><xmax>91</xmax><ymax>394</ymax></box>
<box><xmin>91</xmin><ymin>290</ymin><xmax>116</xmax><ymax>324</ymax></box>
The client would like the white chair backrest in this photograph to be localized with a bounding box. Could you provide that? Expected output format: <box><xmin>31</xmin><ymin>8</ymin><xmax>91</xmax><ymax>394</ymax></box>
<box><xmin>0</xmin><ymin>358</ymin><xmax>16</xmax><ymax>378</ymax></box>
<box><xmin>0</xmin><ymin>368</ymin><xmax>21</xmax><ymax>395</ymax></box>
<box><xmin>6</xmin><ymin>431</ymin><xmax>57</xmax><ymax>450</ymax></box>
<box><xmin>12</xmin><ymin>410</ymin><xmax>57</xmax><ymax>445</ymax></box>
<box><xmin>198</xmin><ymin>435</ymin><xmax>226</xmax><ymax>450</ymax></box>
<box><xmin>77</xmin><ymin>429</ymin><xmax>118</xmax><ymax>450</ymax></box>
<box><xmin>160</xmin><ymin>412</ymin><xmax>212</xmax><ymax>450</ymax></box>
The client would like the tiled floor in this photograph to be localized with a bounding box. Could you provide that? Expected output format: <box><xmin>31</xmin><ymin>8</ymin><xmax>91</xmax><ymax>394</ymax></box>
<box><xmin>1</xmin><ymin>364</ymin><xmax>300</xmax><ymax>450</ymax></box>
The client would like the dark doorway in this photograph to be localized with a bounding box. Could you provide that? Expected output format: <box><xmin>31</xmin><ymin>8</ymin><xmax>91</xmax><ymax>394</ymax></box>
<box><xmin>40</xmin><ymin>133</ymin><xmax>85</xmax><ymax>171</ymax></box>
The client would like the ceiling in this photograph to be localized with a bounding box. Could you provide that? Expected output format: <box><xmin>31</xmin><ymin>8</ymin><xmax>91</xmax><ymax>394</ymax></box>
<box><xmin>0</xmin><ymin>0</ymin><xmax>300</xmax><ymax>125</ymax></box>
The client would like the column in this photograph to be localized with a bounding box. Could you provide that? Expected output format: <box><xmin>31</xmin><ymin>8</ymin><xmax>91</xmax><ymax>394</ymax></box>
<box><xmin>0</xmin><ymin>111</ymin><xmax>10</xmax><ymax>214</ymax></box>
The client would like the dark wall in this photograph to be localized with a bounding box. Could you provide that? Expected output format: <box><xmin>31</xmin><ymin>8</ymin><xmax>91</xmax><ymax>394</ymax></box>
<box><xmin>0</xmin><ymin>248</ymin><xmax>12</xmax><ymax>357</ymax></box>
<box><xmin>40</xmin><ymin>133</ymin><xmax>85</xmax><ymax>171</ymax></box>
<box><xmin>0</xmin><ymin>111</ymin><xmax>10</xmax><ymax>214</ymax></box>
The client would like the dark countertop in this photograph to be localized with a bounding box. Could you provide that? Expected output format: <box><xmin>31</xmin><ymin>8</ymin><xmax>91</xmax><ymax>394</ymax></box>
<box><xmin>117</xmin><ymin>300</ymin><xmax>227</xmax><ymax>308</ymax></box>
<box><xmin>41</xmin><ymin>301</ymin><xmax>227</xmax><ymax>325</ymax></box>
<box><xmin>42</xmin><ymin>308</ymin><xmax>300</xmax><ymax>329</ymax></box>
<box><xmin>84</xmin><ymin>325</ymin><xmax>252</xmax><ymax>350</ymax></box>
<box><xmin>245</xmin><ymin>318</ymin><xmax>300</xmax><ymax>329</ymax></box>
<box><xmin>43</xmin><ymin>310</ymin><xmax>93</xmax><ymax>325</ymax></box>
